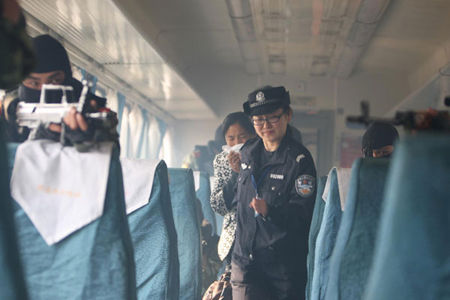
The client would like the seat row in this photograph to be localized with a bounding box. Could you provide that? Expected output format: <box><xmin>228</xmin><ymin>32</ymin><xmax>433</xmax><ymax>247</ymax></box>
<box><xmin>307</xmin><ymin>134</ymin><xmax>450</xmax><ymax>300</ymax></box>
<box><xmin>0</xmin><ymin>137</ymin><xmax>215</xmax><ymax>300</ymax></box>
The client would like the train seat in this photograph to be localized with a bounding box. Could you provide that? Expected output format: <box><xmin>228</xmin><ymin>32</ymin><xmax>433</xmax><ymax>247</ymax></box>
<box><xmin>0</xmin><ymin>137</ymin><xmax>27</xmax><ymax>299</ymax></box>
<box><xmin>310</xmin><ymin>169</ymin><xmax>343</xmax><ymax>300</ymax></box>
<box><xmin>364</xmin><ymin>135</ymin><xmax>450</xmax><ymax>300</ymax></box>
<box><xmin>194</xmin><ymin>171</ymin><xmax>217</xmax><ymax>236</ymax></box>
<box><xmin>306</xmin><ymin>175</ymin><xmax>327</xmax><ymax>300</ymax></box>
<box><xmin>168</xmin><ymin>168</ymin><xmax>202</xmax><ymax>300</ymax></box>
<box><xmin>325</xmin><ymin>158</ymin><xmax>389</xmax><ymax>300</ymax></box>
<box><xmin>122</xmin><ymin>159</ymin><xmax>179</xmax><ymax>300</ymax></box>
<box><xmin>8</xmin><ymin>142</ymin><xmax>136</xmax><ymax>300</ymax></box>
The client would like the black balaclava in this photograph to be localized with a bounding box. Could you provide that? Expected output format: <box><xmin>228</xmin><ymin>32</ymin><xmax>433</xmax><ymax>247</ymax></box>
<box><xmin>18</xmin><ymin>34</ymin><xmax>74</xmax><ymax>103</ymax></box>
<box><xmin>362</xmin><ymin>121</ymin><xmax>399</xmax><ymax>158</ymax></box>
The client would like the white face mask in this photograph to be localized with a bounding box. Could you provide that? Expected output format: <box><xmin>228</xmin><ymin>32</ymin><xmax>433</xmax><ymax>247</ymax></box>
<box><xmin>222</xmin><ymin>143</ymin><xmax>244</xmax><ymax>154</ymax></box>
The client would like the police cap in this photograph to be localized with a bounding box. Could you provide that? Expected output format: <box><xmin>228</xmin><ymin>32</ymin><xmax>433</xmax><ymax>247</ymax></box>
<box><xmin>243</xmin><ymin>86</ymin><xmax>290</xmax><ymax>116</ymax></box>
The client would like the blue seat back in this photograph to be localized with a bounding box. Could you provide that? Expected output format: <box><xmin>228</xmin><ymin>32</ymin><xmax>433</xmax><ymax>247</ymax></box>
<box><xmin>8</xmin><ymin>143</ymin><xmax>137</xmax><ymax>300</ymax></box>
<box><xmin>195</xmin><ymin>171</ymin><xmax>217</xmax><ymax>235</ymax></box>
<box><xmin>325</xmin><ymin>158</ymin><xmax>389</xmax><ymax>300</ymax></box>
<box><xmin>0</xmin><ymin>139</ymin><xmax>28</xmax><ymax>300</ymax></box>
<box><xmin>128</xmin><ymin>161</ymin><xmax>179</xmax><ymax>300</ymax></box>
<box><xmin>168</xmin><ymin>168</ymin><xmax>202</xmax><ymax>300</ymax></box>
<box><xmin>215</xmin><ymin>213</ymin><xmax>224</xmax><ymax>236</ymax></box>
<box><xmin>364</xmin><ymin>135</ymin><xmax>450</xmax><ymax>300</ymax></box>
<box><xmin>311</xmin><ymin>169</ymin><xmax>342</xmax><ymax>300</ymax></box>
<box><xmin>306</xmin><ymin>175</ymin><xmax>327</xmax><ymax>300</ymax></box>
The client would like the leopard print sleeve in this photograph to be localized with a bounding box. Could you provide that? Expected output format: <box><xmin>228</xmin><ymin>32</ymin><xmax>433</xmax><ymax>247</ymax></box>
<box><xmin>210</xmin><ymin>151</ymin><xmax>234</xmax><ymax>216</ymax></box>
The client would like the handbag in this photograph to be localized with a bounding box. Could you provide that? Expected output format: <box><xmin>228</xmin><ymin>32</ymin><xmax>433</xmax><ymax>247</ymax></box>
<box><xmin>202</xmin><ymin>271</ymin><xmax>232</xmax><ymax>300</ymax></box>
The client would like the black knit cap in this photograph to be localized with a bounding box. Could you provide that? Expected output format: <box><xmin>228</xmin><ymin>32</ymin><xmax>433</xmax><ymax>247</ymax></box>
<box><xmin>362</xmin><ymin>121</ymin><xmax>399</xmax><ymax>150</ymax></box>
<box><xmin>243</xmin><ymin>86</ymin><xmax>290</xmax><ymax>116</ymax></box>
<box><xmin>31</xmin><ymin>34</ymin><xmax>72</xmax><ymax>80</ymax></box>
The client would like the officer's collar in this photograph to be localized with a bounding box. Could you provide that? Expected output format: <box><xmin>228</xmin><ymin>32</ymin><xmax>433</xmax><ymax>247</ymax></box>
<box><xmin>245</xmin><ymin>134</ymin><xmax>290</xmax><ymax>167</ymax></box>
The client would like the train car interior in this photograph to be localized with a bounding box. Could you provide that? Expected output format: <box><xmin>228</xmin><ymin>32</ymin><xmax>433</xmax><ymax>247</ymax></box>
<box><xmin>0</xmin><ymin>0</ymin><xmax>448</xmax><ymax>299</ymax></box>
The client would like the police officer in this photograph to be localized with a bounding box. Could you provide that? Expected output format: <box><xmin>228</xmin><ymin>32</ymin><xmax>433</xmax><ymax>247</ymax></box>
<box><xmin>361</xmin><ymin>121</ymin><xmax>399</xmax><ymax>158</ymax></box>
<box><xmin>231</xmin><ymin>86</ymin><xmax>316</xmax><ymax>300</ymax></box>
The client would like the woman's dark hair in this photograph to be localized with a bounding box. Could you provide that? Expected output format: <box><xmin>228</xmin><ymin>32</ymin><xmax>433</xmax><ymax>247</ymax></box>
<box><xmin>222</xmin><ymin>112</ymin><xmax>255</xmax><ymax>137</ymax></box>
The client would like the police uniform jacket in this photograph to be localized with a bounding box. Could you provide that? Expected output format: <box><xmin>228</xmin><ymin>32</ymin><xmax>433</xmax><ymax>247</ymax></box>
<box><xmin>232</xmin><ymin>130</ymin><xmax>316</xmax><ymax>273</ymax></box>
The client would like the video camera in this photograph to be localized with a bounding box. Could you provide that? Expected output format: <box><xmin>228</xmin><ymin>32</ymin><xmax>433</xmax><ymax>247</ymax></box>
<box><xmin>347</xmin><ymin>100</ymin><xmax>450</xmax><ymax>132</ymax></box>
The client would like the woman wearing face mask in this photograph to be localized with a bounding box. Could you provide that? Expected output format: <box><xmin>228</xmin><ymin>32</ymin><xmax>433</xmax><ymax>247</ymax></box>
<box><xmin>210</xmin><ymin>112</ymin><xmax>255</xmax><ymax>271</ymax></box>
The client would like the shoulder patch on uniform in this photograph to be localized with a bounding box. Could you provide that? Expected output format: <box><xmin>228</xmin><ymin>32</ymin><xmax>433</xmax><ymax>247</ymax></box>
<box><xmin>270</xmin><ymin>173</ymin><xmax>284</xmax><ymax>180</ymax></box>
<box><xmin>295</xmin><ymin>175</ymin><xmax>315</xmax><ymax>197</ymax></box>
<box><xmin>296</xmin><ymin>154</ymin><xmax>305</xmax><ymax>163</ymax></box>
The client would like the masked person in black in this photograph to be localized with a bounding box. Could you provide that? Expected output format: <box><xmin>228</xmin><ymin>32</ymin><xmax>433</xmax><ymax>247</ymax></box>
<box><xmin>361</xmin><ymin>121</ymin><xmax>399</xmax><ymax>158</ymax></box>
<box><xmin>231</xmin><ymin>86</ymin><xmax>317</xmax><ymax>300</ymax></box>
<box><xmin>1</xmin><ymin>34</ymin><xmax>117</xmax><ymax>151</ymax></box>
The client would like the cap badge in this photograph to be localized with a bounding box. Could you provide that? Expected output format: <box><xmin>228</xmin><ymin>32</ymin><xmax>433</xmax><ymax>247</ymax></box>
<box><xmin>256</xmin><ymin>91</ymin><xmax>265</xmax><ymax>102</ymax></box>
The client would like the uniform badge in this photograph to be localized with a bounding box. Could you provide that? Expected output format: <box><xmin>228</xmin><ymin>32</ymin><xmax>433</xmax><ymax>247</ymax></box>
<box><xmin>295</xmin><ymin>174</ymin><xmax>315</xmax><ymax>197</ymax></box>
<box><xmin>256</xmin><ymin>91</ymin><xmax>265</xmax><ymax>102</ymax></box>
<box><xmin>241</xmin><ymin>163</ymin><xmax>248</xmax><ymax>170</ymax></box>
<box><xmin>270</xmin><ymin>173</ymin><xmax>284</xmax><ymax>180</ymax></box>
<box><xmin>296</xmin><ymin>154</ymin><xmax>305</xmax><ymax>163</ymax></box>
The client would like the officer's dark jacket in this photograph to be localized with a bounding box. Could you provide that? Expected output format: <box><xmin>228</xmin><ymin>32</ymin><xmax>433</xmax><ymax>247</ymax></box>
<box><xmin>232</xmin><ymin>130</ymin><xmax>316</xmax><ymax>270</ymax></box>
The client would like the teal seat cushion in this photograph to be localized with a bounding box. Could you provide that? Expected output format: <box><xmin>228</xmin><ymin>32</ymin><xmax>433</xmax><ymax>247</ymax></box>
<box><xmin>311</xmin><ymin>170</ymin><xmax>342</xmax><ymax>300</ymax></box>
<box><xmin>0</xmin><ymin>134</ymin><xmax>27</xmax><ymax>300</ymax></box>
<box><xmin>8</xmin><ymin>143</ymin><xmax>137</xmax><ymax>300</ymax></box>
<box><xmin>168</xmin><ymin>168</ymin><xmax>202</xmax><ymax>300</ymax></box>
<box><xmin>128</xmin><ymin>161</ymin><xmax>179</xmax><ymax>300</ymax></box>
<box><xmin>325</xmin><ymin>158</ymin><xmax>389</xmax><ymax>300</ymax></box>
<box><xmin>364</xmin><ymin>135</ymin><xmax>450</xmax><ymax>300</ymax></box>
<box><xmin>306</xmin><ymin>175</ymin><xmax>327</xmax><ymax>300</ymax></box>
<box><xmin>215</xmin><ymin>213</ymin><xmax>223</xmax><ymax>236</ymax></box>
<box><xmin>195</xmin><ymin>171</ymin><xmax>216</xmax><ymax>235</ymax></box>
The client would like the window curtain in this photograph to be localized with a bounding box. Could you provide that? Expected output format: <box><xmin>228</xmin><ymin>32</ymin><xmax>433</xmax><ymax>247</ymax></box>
<box><xmin>119</xmin><ymin>104</ymin><xmax>132</xmax><ymax>158</ymax></box>
<box><xmin>70</xmin><ymin>65</ymin><xmax>171</xmax><ymax>161</ymax></box>
<box><xmin>128</xmin><ymin>104</ymin><xmax>145</xmax><ymax>158</ymax></box>
<box><xmin>116</xmin><ymin>92</ymin><xmax>126</xmax><ymax>134</ymax></box>
<box><xmin>156</xmin><ymin>118</ymin><xmax>167</xmax><ymax>157</ymax></box>
<box><xmin>147</xmin><ymin>116</ymin><xmax>161</xmax><ymax>160</ymax></box>
<box><xmin>80</xmin><ymin>69</ymin><xmax>98</xmax><ymax>94</ymax></box>
<box><xmin>106</xmin><ymin>88</ymin><xmax>118</xmax><ymax>113</ymax></box>
<box><xmin>139</xmin><ymin>109</ymin><xmax>150</xmax><ymax>159</ymax></box>
<box><xmin>95</xmin><ymin>86</ymin><xmax>106</xmax><ymax>97</ymax></box>
<box><xmin>159</xmin><ymin>127</ymin><xmax>173</xmax><ymax>167</ymax></box>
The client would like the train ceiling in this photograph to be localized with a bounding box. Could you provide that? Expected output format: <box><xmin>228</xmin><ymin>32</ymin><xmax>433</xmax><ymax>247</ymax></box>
<box><xmin>21</xmin><ymin>0</ymin><xmax>450</xmax><ymax>120</ymax></box>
